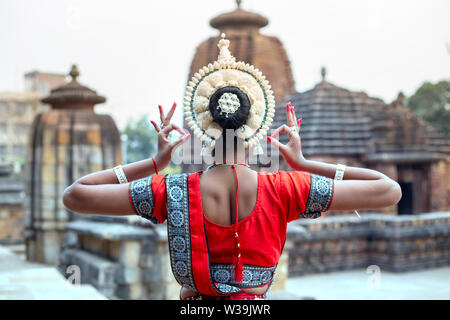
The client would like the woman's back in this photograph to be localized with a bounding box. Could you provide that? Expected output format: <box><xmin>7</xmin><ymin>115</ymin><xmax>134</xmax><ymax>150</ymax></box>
<box><xmin>196</xmin><ymin>168</ymin><xmax>323</xmax><ymax>267</ymax></box>
<box><xmin>178</xmin><ymin>167</ymin><xmax>330</xmax><ymax>298</ymax></box>
<box><xmin>200</xmin><ymin>165</ymin><xmax>258</xmax><ymax>227</ymax></box>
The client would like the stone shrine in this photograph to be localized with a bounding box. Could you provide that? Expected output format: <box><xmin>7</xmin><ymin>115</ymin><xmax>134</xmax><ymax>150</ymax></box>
<box><xmin>24</xmin><ymin>65</ymin><xmax>122</xmax><ymax>265</ymax></box>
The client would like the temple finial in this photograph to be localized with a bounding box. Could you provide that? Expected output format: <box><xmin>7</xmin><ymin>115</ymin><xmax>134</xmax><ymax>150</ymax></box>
<box><xmin>236</xmin><ymin>0</ymin><xmax>242</xmax><ymax>9</ymax></box>
<box><xmin>321</xmin><ymin>66</ymin><xmax>326</xmax><ymax>81</ymax></box>
<box><xmin>396</xmin><ymin>91</ymin><xmax>405</xmax><ymax>105</ymax></box>
<box><xmin>69</xmin><ymin>64</ymin><xmax>79</xmax><ymax>82</ymax></box>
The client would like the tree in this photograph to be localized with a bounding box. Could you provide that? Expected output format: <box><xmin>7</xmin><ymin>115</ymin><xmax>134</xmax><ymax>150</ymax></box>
<box><xmin>407</xmin><ymin>80</ymin><xmax>450</xmax><ymax>134</ymax></box>
<box><xmin>122</xmin><ymin>114</ymin><xmax>157</xmax><ymax>164</ymax></box>
<box><xmin>121</xmin><ymin>114</ymin><xmax>181</xmax><ymax>174</ymax></box>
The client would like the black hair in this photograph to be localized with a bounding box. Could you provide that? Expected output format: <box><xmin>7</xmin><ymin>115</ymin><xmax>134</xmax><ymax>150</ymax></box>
<box><xmin>209</xmin><ymin>86</ymin><xmax>251</xmax><ymax>157</ymax></box>
<box><xmin>208</xmin><ymin>86</ymin><xmax>251</xmax><ymax>131</ymax></box>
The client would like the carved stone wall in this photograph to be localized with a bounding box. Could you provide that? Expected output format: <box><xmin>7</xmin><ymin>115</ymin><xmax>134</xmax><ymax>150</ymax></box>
<box><xmin>287</xmin><ymin>212</ymin><xmax>450</xmax><ymax>276</ymax></box>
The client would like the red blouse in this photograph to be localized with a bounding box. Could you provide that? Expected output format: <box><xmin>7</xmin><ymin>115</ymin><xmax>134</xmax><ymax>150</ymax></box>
<box><xmin>133</xmin><ymin>170</ymin><xmax>334</xmax><ymax>269</ymax></box>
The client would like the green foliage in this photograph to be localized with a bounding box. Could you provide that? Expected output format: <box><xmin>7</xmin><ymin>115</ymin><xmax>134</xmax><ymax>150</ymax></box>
<box><xmin>160</xmin><ymin>165</ymin><xmax>181</xmax><ymax>174</ymax></box>
<box><xmin>122</xmin><ymin>114</ymin><xmax>157</xmax><ymax>164</ymax></box>
<box><xmin>407</xmin><ymin>80</ymin><xmax>450</xmax><ymax>134</ymax></box>
<box><xmin>121</xmin><ymin>115</ymin><xmax>182</xmax><ymax>174</ymax></box>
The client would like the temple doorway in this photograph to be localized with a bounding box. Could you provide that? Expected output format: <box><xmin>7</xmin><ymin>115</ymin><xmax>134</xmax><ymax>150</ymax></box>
<box><xmin>396</xmin><ymin>164</ymin><xmax>430</xmax><ymax>215</ymax></box>
<box><xmin>397</xmin><ymin>182</ymin><xmax>413</xmax><ymax>215</ymax></box>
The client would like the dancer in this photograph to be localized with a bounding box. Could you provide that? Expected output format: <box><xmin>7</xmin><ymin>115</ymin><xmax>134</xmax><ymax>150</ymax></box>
<box><xmin>63</xmin><ymin>35</ymin><xmax>401</xmax><ymax>300</ymax></box>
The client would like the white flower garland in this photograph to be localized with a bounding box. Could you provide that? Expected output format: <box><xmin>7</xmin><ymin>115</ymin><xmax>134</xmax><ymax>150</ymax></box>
<box><xmin>184</xmin><ymin>34</ymin><xmax>275</xmax><ymax>149</ymax></box>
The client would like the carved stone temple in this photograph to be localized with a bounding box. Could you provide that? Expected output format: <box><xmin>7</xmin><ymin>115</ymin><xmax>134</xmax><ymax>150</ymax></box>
<box><xmin>24</xmin><ymin>65</ymin><xmax>122</xmax><ymax>265</ymax></box>
<box><xmin>273</xmin><ymin>68</ymin><xmax>450</xmax><ymax>215</ymax></box>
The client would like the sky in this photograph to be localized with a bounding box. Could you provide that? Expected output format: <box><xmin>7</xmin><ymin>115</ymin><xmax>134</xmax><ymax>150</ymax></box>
<box><xmin>0</xmin><ymin>0</ymin><xmax>449</xmax><ymax>130</ymax></box>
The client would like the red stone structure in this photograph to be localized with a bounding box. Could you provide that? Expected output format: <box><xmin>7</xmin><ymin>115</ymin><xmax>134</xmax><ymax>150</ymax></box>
<box><xmin>188</xmin><ymin>3</ymin><xmax>295</xmax><ymax>100</ymax></box>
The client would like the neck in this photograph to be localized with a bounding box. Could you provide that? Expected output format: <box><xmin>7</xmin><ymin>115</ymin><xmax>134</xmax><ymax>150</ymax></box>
<box><xmin>214</xmin><ymin>150</ymin><xmax>247</xmax><ymax>165</ymax></box>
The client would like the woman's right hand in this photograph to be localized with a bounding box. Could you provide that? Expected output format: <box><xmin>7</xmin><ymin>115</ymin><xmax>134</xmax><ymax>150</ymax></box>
<box><xmin>267</xmin><ymin>102</ymin><xmax>305</xmax><ymax>171</ymax></box>
<box><xmin>150</xmin><ymin>102</ymin><xmax>191</xmax><ymax>171</ymax></box>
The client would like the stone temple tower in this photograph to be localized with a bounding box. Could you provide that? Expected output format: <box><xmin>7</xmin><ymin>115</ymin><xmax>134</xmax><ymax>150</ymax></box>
<box><xmin>184</xmin><ymin>1</ymin><xmax>296</xmax><ymax>171</ymax></box>
<box><xmin>188</xmin><ymin>1</ymin><xmax>295</xmax><ymax>100</ymax></box>
<box><xmin>25</xmin><ymin>65</ymin><xmax>122</xmax><ymax>265</ymax></box>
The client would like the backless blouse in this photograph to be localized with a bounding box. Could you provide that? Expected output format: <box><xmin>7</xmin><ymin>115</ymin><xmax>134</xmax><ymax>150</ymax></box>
<box><xmin>128</xmin><ymin>170</ymin><xmax>334</xmax><ymax>297</ymax></box>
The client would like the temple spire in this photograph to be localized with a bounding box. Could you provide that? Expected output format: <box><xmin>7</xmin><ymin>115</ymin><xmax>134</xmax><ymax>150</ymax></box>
<box><xmin>321</xmin><ymin>66</ymin><xmax>327</xmax><ymax>82</ymax></box>
<box><xmin>42</xmin><ymin>64</ymin><xmax>106</xmax><ymax>109</ymax></box>
<box><xmin>69</xmin><ymin>64</ymin><xmax>79</xmax><ymax>83</ymax></box>
<box><xmin>210</xmin><ymin>0</ymin><xmax>268</xmax><ymax>30</ymax></box>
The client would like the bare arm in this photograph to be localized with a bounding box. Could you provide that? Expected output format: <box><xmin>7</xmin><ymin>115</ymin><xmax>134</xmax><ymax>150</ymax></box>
<box><xmin>62</xmin><ymin>103</ymin><xmax>191</xmax><ymax>215</ymax></box>
<box><xmin>297</xmin><ymin>160</ymin><xmax>401</xmax><ymax>211</ymax></box>
<box><xmin>267</xmin><ymin>102</ymin><xmax>402</xmax><ymax>211</ymax></box>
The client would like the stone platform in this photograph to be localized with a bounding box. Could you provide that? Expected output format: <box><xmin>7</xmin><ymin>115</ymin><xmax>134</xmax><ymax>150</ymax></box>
<box><xmin>0</xmin><ymin>245</ymin><xmax>107</xmax><ymax>299</ymax></box>
<box><xmin>285</xmin><ymin>267</ymin><xmax>450</xmax><ymax>300</ymax></box>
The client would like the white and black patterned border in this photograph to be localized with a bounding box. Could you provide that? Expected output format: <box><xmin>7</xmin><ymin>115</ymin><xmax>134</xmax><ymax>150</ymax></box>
<box><xmin>165</xmin><ymin>173</ymin><xmax>277</xmax><ymax>296</ymax></box>
<box><xmin>129</xmin><ymin>176</ymin><xmax>159</xmax><ymax>224</ymax></box>
<box><xmin>211</xmin><ymin>264</ymin><xmax>277</xmax><ymax>288</ymax></box>
<box><xmin>166</xmin><ymin>174</ymin><xmax>197</xmax><ymax>292</ymax></box>
<box><xmin>301</xmin><ymin>174</ymin><xmax>334</xmax><ymax>219</ymax></box>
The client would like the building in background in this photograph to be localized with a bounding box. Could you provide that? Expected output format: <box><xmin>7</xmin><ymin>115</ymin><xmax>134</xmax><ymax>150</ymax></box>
<box><xmin>0</xmin><ymin>164</ymin><xmax>24</xmax><ymax>247</ymax></box>
<box><xmin>24</xmin><ymin>71</ymin><xmax>67</xmax><ymax>96</ymax></box>
<box><xmin>0</xmin><ymin>71</ymin><xmax>66</xmax><ymax>172</ymax></box>
<box><xmin>0</xmin><ymin>91</ymin><xmax>41</xmax><ymax>170</ymax></box>
<box><xmin>274</xmin><ymin>69</ymin><xmax>450</xmax><ymax>215</ymax></box>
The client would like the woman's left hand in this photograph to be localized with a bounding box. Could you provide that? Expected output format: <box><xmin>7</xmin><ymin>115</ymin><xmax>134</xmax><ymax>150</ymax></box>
<box><xmin>150</xmin><ymin>102</ymin><xmax>191</xmax><ymax>171</ymax></box>
<box><xmin>267</xmin><ymin>102</ymin><xmax>305</xmax><ymax>170</ymax></box>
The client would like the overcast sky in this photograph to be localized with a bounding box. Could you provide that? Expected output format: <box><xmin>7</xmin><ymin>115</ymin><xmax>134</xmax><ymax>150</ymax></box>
<box><xmin>1</xmin><ymin>0</ymin><xmax>449</xmax><ymax>129</ymax></box>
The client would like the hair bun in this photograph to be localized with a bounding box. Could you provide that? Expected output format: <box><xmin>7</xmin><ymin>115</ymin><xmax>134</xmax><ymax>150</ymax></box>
<box><xmin>184</xmin><ymin>33</ymin><xmax>275</xmax><ymax>150</ymax></box>
<box><xmin>209</xmin><ymin>86</ymin><xmax>250</xmax><ymax>131</ymax></box>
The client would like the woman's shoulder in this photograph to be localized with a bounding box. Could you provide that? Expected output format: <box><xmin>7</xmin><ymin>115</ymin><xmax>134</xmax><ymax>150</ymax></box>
<box><xmin>257</xmin><ymin>170</ymin><xmax>311</xmax><ymax>189</ymax></box>
<box><xmin>257</xmin><ymin>170</ymin><xmax>310</xmax><ymax>178</ymax></box>
<box><xmin>154</xmin><ymin>171</ymin><xmax>199</xmax><ymax>178</ymax></box>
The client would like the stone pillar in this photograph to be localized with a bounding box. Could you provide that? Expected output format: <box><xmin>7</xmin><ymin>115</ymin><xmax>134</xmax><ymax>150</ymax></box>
<box><xmin>429</xmin><ymin>160</ymin><xmax>448</xmax><ymax>212</ymax></box>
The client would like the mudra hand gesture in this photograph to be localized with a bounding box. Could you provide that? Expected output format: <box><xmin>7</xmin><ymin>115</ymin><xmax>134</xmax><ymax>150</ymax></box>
<box><xmin>150</xmin><ymin>102</ymin><xmax>191</xmax><ymax>171</ymax></box>
<box><xmin>267</xmin><ymin>102</ymin><xmax>305</xmax><ymax>170</ymax></box>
